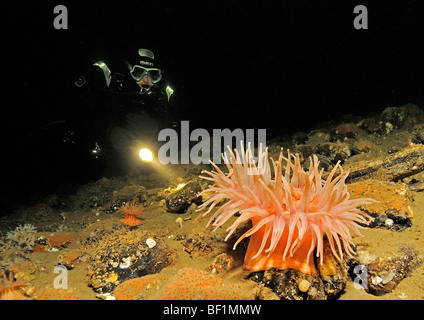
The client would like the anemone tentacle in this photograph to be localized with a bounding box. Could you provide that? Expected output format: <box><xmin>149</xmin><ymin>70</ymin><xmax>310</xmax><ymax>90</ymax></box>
<box><xmin>198</xmin><ymin>142</ymin><xmax>375</xmax><ymax>273</ymax></box>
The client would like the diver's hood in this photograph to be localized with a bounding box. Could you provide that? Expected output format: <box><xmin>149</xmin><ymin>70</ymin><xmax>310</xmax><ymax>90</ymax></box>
<box><xmin>138</xmin><ymin>49</ymin><xmax>155</xmax><ymax>67</ymax></box>
<box><xmin>126</xmin><ymin>48</ymin><xmax>157</xmax><ymax>75</ymax></box>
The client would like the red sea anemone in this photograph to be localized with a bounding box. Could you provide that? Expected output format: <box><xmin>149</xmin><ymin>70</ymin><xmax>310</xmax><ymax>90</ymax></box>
<box><xmin>199</xmin><ymin>143</ymin><xmax>374</xmax><ymax>275</ymax></box>
<box><xmin>0</xmin><ymin>271</ymin><xmax>31</xmax><ymax>300</ymax></box>
<box><xmin>118</xmin><ymin>199</ymin><xmax>144</xmax><ymax>226</ymax></box>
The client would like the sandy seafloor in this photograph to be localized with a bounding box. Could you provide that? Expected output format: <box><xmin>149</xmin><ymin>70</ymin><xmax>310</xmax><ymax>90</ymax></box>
<box><xmin>1</xmin><ymin>104</ymin><xmax>424</xmax><ymax>301</ymax></box>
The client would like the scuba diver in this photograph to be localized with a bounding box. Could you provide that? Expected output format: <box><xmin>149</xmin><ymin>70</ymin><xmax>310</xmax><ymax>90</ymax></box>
<box><xmin>74</xmin><ymin>48</ymin><xmax>173</xmax><ymax>97</ymax></box>
<box><xmin>64</xmin><ymin>48</ymin><xmax>176</xmax><ymax>176</ymax></box>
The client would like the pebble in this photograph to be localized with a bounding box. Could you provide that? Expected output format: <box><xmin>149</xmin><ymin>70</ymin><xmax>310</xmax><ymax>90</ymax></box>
<box><xmin>332</xmin><ymin>123</ymin><xmax>367</xmax><ymax>139</ymax></box>
<box><xmin>298</xmin><ymin>279</ymin><xmax>310</xmax><ymax>292</ymax></box>
<box><xmin>385</xmin><ymin>218</ymin><xmax>394</xmax><ymax>227</ymax></box>
<box><xmin>165</xmin><ymin>181</ymin><xmax>202</xmax><ymax>213</ymax></box>
<box><xmin>146</xmin><ymin>238</ymin><xmax>157</xmax><ymax>249</ymax></box>
<box><xmin>314</xmin><ymin>142</ymin><xmax>351</xmax><ymax>163</ymax></box>
<box><xmin>363</xmin><ymin>247</ymin><xmax>422</xmax><ymax>296</ymax></box>
<box><xmin>380</xmin><ymin>106</ymin><xmax>408</xmax><ymax>129</ymax></box>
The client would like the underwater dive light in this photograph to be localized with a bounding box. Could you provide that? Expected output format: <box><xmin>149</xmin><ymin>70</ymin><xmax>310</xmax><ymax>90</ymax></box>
<box><xmin>139</xmin><ymin>148</ymin><xmax>154</xmax><ymax>162</ymax></box>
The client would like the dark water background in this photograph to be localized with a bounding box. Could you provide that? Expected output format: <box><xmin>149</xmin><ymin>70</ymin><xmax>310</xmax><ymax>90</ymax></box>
<box><xmin>1</xmin><ymin>1</ymin><xmax>423</xmax><ymax>212</ymax></box>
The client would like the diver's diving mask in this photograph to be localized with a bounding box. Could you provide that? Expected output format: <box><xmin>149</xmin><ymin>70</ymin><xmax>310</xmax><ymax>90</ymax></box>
<box><xmin>130</xmin><ymin>65</ymin><xmax>162</xmax><ymax>83</ymax></box>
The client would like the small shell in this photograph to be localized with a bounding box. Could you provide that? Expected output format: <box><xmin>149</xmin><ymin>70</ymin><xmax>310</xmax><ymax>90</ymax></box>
<box><xmin>96</xmin><ymin>293</ymin><xmax>116</xmax><ymax>300</ymax></box>
<box><xmin>380</xmin><ymin>271</ymin><xmax>395</xmax><ymax>284</ymax></box>
<box><xmin>371</xmin><ymin>275</ymin><xmax>383</xmax><ymax>285</ymax></box>
<box><xmin>146</xmin><ymin>238</ymin><xmax>156</xmax><ymax>249</ymax></box>
<box><xmin>119</xmin><ymin>256</ymin><xmax>131</xmax><ymax>269</ymax></box>
<box><xmin>385</xmin><ymin>218</ymin><xmax>394</xmax><ymax>227</ymax></box>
